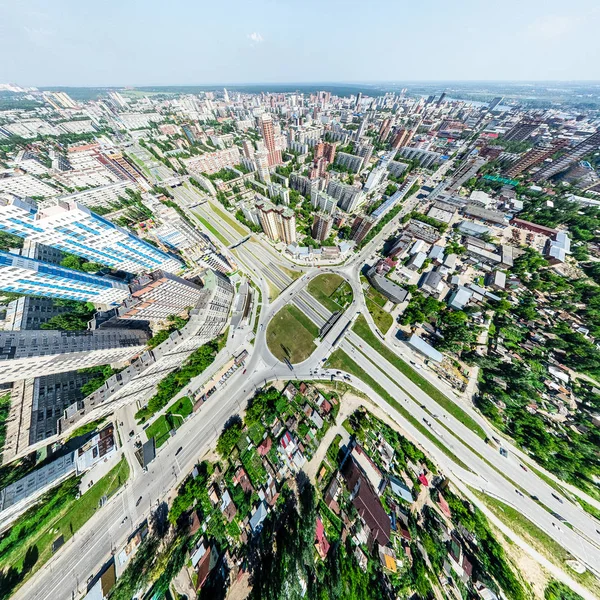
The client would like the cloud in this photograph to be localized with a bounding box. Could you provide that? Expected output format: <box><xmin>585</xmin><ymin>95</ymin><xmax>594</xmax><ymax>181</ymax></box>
<box><xmin>23</xmin><ymin>26</ymin><xmax>55</xmax><ymax>46</ymax></box>
<box><xmin>526</xmin><ymin>15</ymin><xmax>578</xmax><ymax>41</ymax></box>
<box><xmin>247</xmin><ymin>32</ymin><xmax>264</xmax><ymax>46</ymax></box>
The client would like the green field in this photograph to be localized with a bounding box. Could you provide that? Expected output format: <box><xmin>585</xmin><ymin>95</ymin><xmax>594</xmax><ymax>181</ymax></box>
<box><xmin>266</xmin><ymin>304</ymin><xmax>318</xmax><ymax>364</ymax></box>
<box><xmin>193</xmin><ymin>212</ymin><xmax>230</xmax><ymax>246</ymax></box>
<box><xmin>0</xmin><ymin>457</ymin><xmax>129</xmax><ymax>596</ymax></box>
<box><xmin>352</xmin><ymin>315</ymin><xmax>486</xmax><ymax>439</ymax></box>
<box><xmin>325</xmin><ymin>349</ymin><xmax>470</xmax><ymax>470</ymax></box>
<box><xmin>365</xmin><ymin>298</ymin><xmax>393</xmax><ymax>334</ymax></box>
<box><xmin>209</xmin><ymin>201</ymin><xmax>248</xmax><ymax>236</ymax></box>
<box><xmin>307</xmin><ymin>274</ymin><xmax>353</xmax><ymax>313</ymax></box>
<box><xmin>146</xmin><ymin>396</ymin><xmax>193</xmax><ymax>447</ymax></box>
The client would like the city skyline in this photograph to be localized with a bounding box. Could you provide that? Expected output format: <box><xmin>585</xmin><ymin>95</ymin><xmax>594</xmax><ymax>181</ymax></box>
<box><xmin>1</xmin><ymin>0</ymin><xmax>599</xmax><ymax>86</ymax></box>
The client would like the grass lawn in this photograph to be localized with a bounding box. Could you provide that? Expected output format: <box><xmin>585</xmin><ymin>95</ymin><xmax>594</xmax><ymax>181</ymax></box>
<box><xmin>307</xmin><ymin>274</ymin><xmax>353</xmax><ymax>313</ymax></box>
<box><xmin>281</xmin><ymin>266</ymin><xmax>303</xmax><ymax>281</ymax></box>
<box><xmin>352</xmin><ymin>315</ymin><xmax>487</xmax><ymax>440</ymax></box>
<box><xmin>366</xmin><ymin>298</ymin><xmax>393</xmax><ymax>334</ymax></box>
<box><xmin>325</xmin><ymin>349</ymin><xmax>470</xmax><ymax>471</ymax></box>
<box><xmin>209</xmin><ymin>201</ymin><xmax>248</xmax><ymax>237</ymax></box>
<box><xmin>193</xmin><ymin>212</ymin><xmax>231</xmax><ymax>246</ymax></box>
<box><xmin>266</xmin><ymin>304</ymin><xmax>317</xmax><ymax>364</ymax></box>
<box><xmin>146</xmin><ymin>415</ymin><xmax>172</xmax><ymax>447</ymax></box>
<box><xmin>361</xmin><ymin>274</ymin><xmax>388</xmax><ymax>308</ymax></box>
<box><xmin>146</xmin><ymin>395</ymin><xmax>192</xmax><ymax>448</ymax></box>
<box><xmin>472</xmin><ymin>490</ymin><xmax>600</xmax><ymax>597</ymax></box>
<box><xmin>168</xmin><ymin>396</ymin><xmax>193</xmax><ymax>419</ymax></box>
<box><xmin>0</xmin><ymin>457</ymin><xmax>129</xmax><ymax>595</ymax></box>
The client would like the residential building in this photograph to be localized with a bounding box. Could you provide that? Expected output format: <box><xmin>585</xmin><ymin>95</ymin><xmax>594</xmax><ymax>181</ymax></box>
<box><xmin>183</xmin><ymin>146</ymin><xmax>241</xmax><ymax>175</ymax></box>
<box><xmin>0</xmin><ymin>251</ymin><xmax>130</xmax><ymax>305</ymax></box>
<box><xmin>260</xmin><ymin>114</ymin><xmax>282</xmax><ymax>167</ymax></box>
<box><xmin>0</xmin><ymin>328</ymin><xmax>149</xmax><ymax>383</ymax></box>
<box><xmin>53</xmin><ymin>181</ymin><xmax>137</xmax><ymax>210</ymax></box>
<box><xmin>255</xmin><ymin>199</ymin><xmax>296</xmax><ymax>244</ymax></box>
<box><xmin>0</xmin><ymin>196</ymin><xmax>182</xmax><ymax>274</ymax></box>
<box><xmin>446</xmin><ymin>157</ymin><xmax>486</xmax><ymax>193</ymax></box>
<box><xmin>119</xmin><ymin>271</ymin><xmax>206</xmax><ymax>322</ymax></box>
<box><xmin>350</xmin><ymin>215</ymin><xmax>374</xmax><ymax>244</ymax></box>
<box><xmin>503</xmin><ymin>119</ymin><xmax>540</xmax><ymax>142</ymax></box>
<box><xmin>0</xmin><ymin>173</ymin><xmax>58</xmax><ymax>198</ymax></box>
<box><xmin>312</xmin><ymin>213</ymin><xmax>333</xmax><ymax>242</ymax></box>
<box><xmin>255</xmin><ymin>150</ymin><xmax>271</xmax><ymax>183</ymax></box>
<box><xmin>334</xmin><ymin>152</ymin><xmax>364</xmax><ymax>173</ymax></box>
<box><xmin>327</xmin><ymin>179</ymin><xmax>363</xmax><ymax>212</ymax></box>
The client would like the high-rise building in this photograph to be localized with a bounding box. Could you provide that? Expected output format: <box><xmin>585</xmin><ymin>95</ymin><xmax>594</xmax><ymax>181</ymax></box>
<box><xmin>255</xmin><ymin>199</ymin><xmax>296</xmax><ymax>244</ymax></box>
<box><xmin>255</xmin><ymin>149</ymin><xmax>271</xmax><ymax>183</ymax></box>
<box><xmin>391</xmin><ymin>128</ymin><xmax>410</xmax><ymax>149</ymax></box>
<box><xmin>504</xmin><ymin>140</ymin><xmax>568</xmax><ymax>178</ymax></box>
<box><xmin>350</xmin><ymin>215</ymin><xmax>374</xmax><ymax>244</ymax></box>
<box><xmin>532</xmin><ymin>131</ymin><xmax>600</xmax><ymax>182</ymax></box>
<box><xmin>0</xmin><ymin>251</ymin><xmax>130</xmax><ymax>305</ymax></box>
<box><xmin>312</xmin><ymin>213</ymin><xmax>333</xmax><ymax>241</ymax></box>
<box><xmin>503</xmin><ymin>119</ymin><xmax>541</xmax><ymax>142</ymax></box>
<box><xmin>119</xmin><ymin>271</ymin><xmax>206</xmax><ymax>322</ymax></box>
<box><xmin>0</xmin><ymin>196</ymin><xmax>182</xmax><ymax>274</ymax></box>
<box><xmin>260</xmin><ymin>114</ymin><xmax>282</xmax><ymax>167</ymax></box>
<box><xmin>436</xmin><ymin>92</ymin><xmax>447</xmax><ymax>106</ymax></box>
<box><xmin>0</xmin><ymin>328</ymin><xmax>149</xmax><ymax>383</ymax></box>
<box><xmin>242</xmin><ymin>139</ymin><xmax>255</xmax><ymax>160</ymax></box>
<box><xmin>327</xmin><ymin>179</ymin><xmax>363</xmax><ymax>213</ymax></box>
<box><xmin>355</xmin><ymin>92</ymin><xmax>362</xmax><ymax>110</ymax></box>
<box><xmin>378</xmin><ymin>118</ymin><xmax>392</xmax><ymax>142</ymax></box>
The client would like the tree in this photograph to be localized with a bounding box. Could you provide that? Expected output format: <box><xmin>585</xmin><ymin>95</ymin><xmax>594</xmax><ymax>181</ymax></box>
<box><xmin>216</xmin><ymin>416</ymin><xmax>243</xmax><ymax>457</ymax></box>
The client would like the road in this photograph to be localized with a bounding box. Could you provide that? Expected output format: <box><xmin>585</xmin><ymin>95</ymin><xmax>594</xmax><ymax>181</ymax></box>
<box><xmin>13</xmin><ymin>150</ymin><xmax>600</xmax><ymax>600</ymax></box>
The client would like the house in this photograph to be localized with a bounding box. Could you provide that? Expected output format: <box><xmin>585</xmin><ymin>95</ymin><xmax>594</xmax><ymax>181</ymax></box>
<box><xmin>257</xmin><ymin>437</ymin><xmax>272</xmax><ymax>457</ymax></box>
<box><xmin>283</xmin><ymin>382</ymin><xmax>298</xmax><ymax>402</ymax></box>
<box><xmin>448</xmin><ymin>286</ymin><xmax>473</xmax><ymax>310</ymax></box>
<box><xmin>342</xmin><ymin>457</ymin><xmax>391</xmax><ymax>550</ymax></box>
<box><xmin>407</xmin><ymin>251</ymin><xmax>427</xmax><ymax>271</ymax></box>
<box><xmin>388</xmin><ymin>475</ymin><xmax>413</xmax><ymax>503</ymax></box>
<box><xmin>324</xmin><ymin>476</ymin><xmax>341</xmax><ymax>514</ymax></box>
<box><xmin>351</xmin><ymin>445</ymin><xmax>384</xmax><ymax>493</ymax></box>
<box><xmin>378</xmin><ymin>546</ymin><xmax>398</xmax><ymax>573</ymax></box>
<box><xmin>220</xmin><ymin>490</ymin><xmax>237</xmax><ymax>522</ymax></box>
<box><xmin>419</xmin><ymin>270</ymin><xmax>444</xmax><ymax>296</ymax></box>
<box><xmin>315</xmin><ymin>516</ymin><xmax>331</xmax><ymax>559</ymax></box>
<box><xmin>233</xmin><ymin>467</ymin><xmax>254</xmax><ymax>494</ymax></box>
<box><xmin>310</xmin><ymin>410</ymin><xmax>324</xmax><ymax>429</ymax></box>
<box><xmin>249</xmin><ymin>501</ymin><xmax>269</xmax><ymax>532</ymax></box>
<box><xmin>280</xmin><ymin>431</ymin><xmax>296</xmax><ymax>457</ymax></box>
<box><xmin>193</xmin><ymin>542</ymin><xmax>217</xmax><ymax>590</ymax></box>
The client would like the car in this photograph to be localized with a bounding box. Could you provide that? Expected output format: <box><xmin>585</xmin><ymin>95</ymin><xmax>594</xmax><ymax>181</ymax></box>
<box><xmin>499</xmin><ymin>447</ymin><xmax>508</xmax><ymax>457</ymax></box>
<box><xmin>242</xmin><ymin>369</ymin><xmax>247</xmax><ymax>374</ymax></box>
<box><xmin>551</xmin><ymin>493</ymin><xmax>564</xmax><ymax>504</ymax></box>
<box><xmin>129</xmin><ymin>430</ymin><xmax>135</xmax><ymax>438</ymax></box>
<box><xmin>136</xmin><ymin>496</ymin><xmax>143</xmax><ymax>507</ymax></box>
<box><xmin>175</xmin><ymin>446</ymin><xmax>183</xmax><ymax>456</ymax></box>
<box><xmin>530</xmin><ymin>495</ymin><xmax>539</xmax><ymax>501</ymax></box>
<box><xmin>515</xmin><ymin>489</ymin><xmax>525</xmax><ymax>497</ymax></box>
<box><xmin>520</xmin><ymin>464</ymin><xmax>528</xmax><ymax>472</ymax></box>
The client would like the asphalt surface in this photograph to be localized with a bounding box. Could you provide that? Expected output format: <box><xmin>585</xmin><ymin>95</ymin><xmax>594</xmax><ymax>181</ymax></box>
<box><xmin>13</xmin><ymin>157</ymin><xmax>600</xmax><ymax>600</ymax></box>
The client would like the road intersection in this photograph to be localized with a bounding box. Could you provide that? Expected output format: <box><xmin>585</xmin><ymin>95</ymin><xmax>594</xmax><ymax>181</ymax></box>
<box><xmin>12</xmin><ymin>165</ymin><xmax>600</xmax><ymax>600</ymax></box>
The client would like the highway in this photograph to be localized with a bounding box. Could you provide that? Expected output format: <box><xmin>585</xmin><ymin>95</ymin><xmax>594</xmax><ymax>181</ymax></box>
<box><xmin>12</xmin><ymin>152</ymin><xmax>600</xmax><ymax>600</ymax></box>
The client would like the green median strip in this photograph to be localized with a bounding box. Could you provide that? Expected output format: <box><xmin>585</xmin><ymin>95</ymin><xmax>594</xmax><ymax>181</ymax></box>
<box><xmin>193</xmin><ymin>212</ymin><xmax>231</xmax><ymax>246</ymax></box>
<box><xmin>208</xmin><ymin>202</ymin><xmax>248</xmax><ymax>237</ymax></box>
<box><xmin>352</xmin><ymin>315</ymin><xmax>487</xmax><ymax>440</ymax></box>
<box><xmin>325</xmin><ymin>349</ymin><xmax>470</xmax><ymax>471</ymax></box>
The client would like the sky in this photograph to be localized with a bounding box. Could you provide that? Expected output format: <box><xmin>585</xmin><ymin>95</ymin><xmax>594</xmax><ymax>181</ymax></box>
<box><xmin>0</xmin><ymin>0</ymin><xmax>599</xmax><ymax>87</ymax></box>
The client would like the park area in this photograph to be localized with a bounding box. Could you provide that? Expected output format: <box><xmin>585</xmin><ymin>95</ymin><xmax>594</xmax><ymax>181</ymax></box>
<box><xmin>266</xmin><ymin>304</ymin><xmax>318</xmax><ymax>364</ymax></box>
<box><xmin>145</xmin><ymin>396</ymin><xmax>194</xmax><ymax>447</ymax></box>
<box><xmin>307</xmin><ymin>273</ymin><xmax>353</xmax><ymax>313</ymax></box>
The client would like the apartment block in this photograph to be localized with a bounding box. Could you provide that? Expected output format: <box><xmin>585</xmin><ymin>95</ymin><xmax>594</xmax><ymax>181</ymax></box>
<box><xmin>0</xmin><ymin>196</ymin><xmax>182</xmax><ymax>274</ymax></box>
<box><xmin>0</xmin><ymin>251</ymin><xmax>130</xmax><ymax>305</ymax></box>
<box><xmin>0</xmin><ymin>328</ymin><xmax>149</xmax><ymax>383</ymax></box>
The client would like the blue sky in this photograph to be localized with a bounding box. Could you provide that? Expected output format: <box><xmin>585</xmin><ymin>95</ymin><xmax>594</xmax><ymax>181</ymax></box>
<box><xmin>0</xmin><ymin>0</ymin><xmax>598</xmax><ymax>86</ymax></box>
